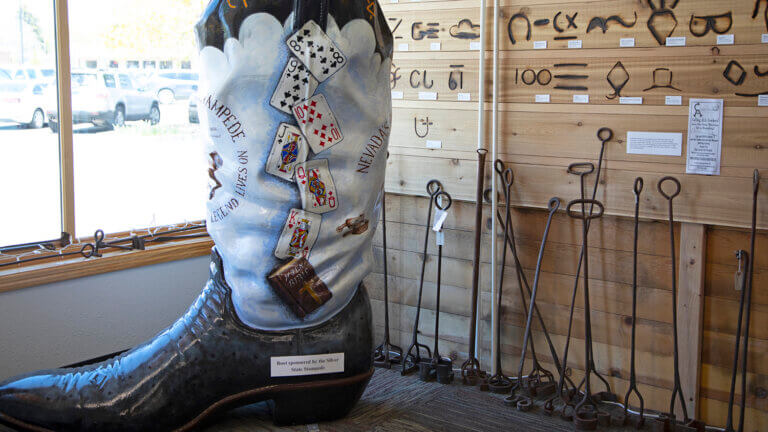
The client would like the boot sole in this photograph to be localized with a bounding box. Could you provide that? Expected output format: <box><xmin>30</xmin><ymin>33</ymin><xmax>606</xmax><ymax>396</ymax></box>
<box><xmin>0</xmin><ymin>368</ymin><xmax>373</xmax><ymax>432</ymax></box>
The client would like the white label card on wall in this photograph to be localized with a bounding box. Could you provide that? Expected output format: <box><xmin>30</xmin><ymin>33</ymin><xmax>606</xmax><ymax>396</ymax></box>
<box><xmin>418</xmin><ymin>92</ymin><xmax>437</xmax><ymax>100</ymax></box>
<box><xmin>666</xmin><ymin>95</ymin><xmax>683</xmax><ymax>105</ymax></box>
<box><xmin>457</xmin><ymin>93</ymin><xmax>471</xmax><ymax>101</ymax></box>
<box><xmin>390</xmin><ymin>0</ymin><xmax>398</xmax><ymax>3</ymax></box>
<box><xmin>758</xmin><ymin>94</ymin><xmax>768</xmax><ymax>106</ymax></box>
<box><xmin>430</xmin><ymin>42</ymin><xmax>441</xmax><ymax>51</ymax></box>
<box><xmin>435</xmin><ymin>231</ymin><xmax>445</xmax><ymax>246</ymax></box>
<box><xmin>717</xmin><ymin>34</ymin><xmax>735</xmax><ymax>45</ymax></box>
<box><xmin>620</xmin><ymin>97</ymin><xmax>643</xmax><ymax>105</ymax></box>
<box><xmin>391</xmin><ymin>91</ymin><xmax>403</xmax><ymax>99</ymax></box>
<box><xmin>666</xmin><ymin>37</ymin><xmax>686</xmax><ymax>46</ymax></box>
<box><xmin>568</xmin><ymin>40</ymin><xmax>583</xmax><ymax>49</ymax></box>
<box><xmin>626</xmin><ymin>131</ymin><xmax>682</xmax><ymax>156</ymax></box>
<box><xmin>535</xmin><ymin>94</ymin><xmax>550</xmax><ymax>103</ymax></box>
<box><xmin>397</xmin><ymin>43</ymin><xmax>409</xmax><ymax>51</ymax></box>
<box><xmin>271</xmin><ymin>353</ymin><xmax>344</xmax><ymax>377</ymax></box>
<box><xmin>686</xmin><ymin>98</ymin><xmax>723</xmax><ymax>176</ymax></box>
<box><xmin>470</xmin><ymin>42</ymin><xmax>481</xmax><ymax>50</ymax></box>
<box><xmin>426</xmin><ymin>140</ymin><xmax>442</xmax><ymax>149</ymax></box>
<box><xmin>432</xmin><ymin>209</ymin><xmax>448</xmax><ymax>232</ymax></box>
<box><xmin>763</xmin><ymin>34</ymin><xmax>768</xmax><ymax>43</ymax></box>
<box><xmin>620</xmin><ymin>38</ymin><xmax>635</xmax><ymax>47</ymax></box>
<box><xmin>533</xmin><ymin>40</ymin><xmax>547</xmax><ymax>49</ymax></box>
<box><xmin>573</xmin><ymin>94</ymin><xmax>589</xmax><ymax>104</ymax></box>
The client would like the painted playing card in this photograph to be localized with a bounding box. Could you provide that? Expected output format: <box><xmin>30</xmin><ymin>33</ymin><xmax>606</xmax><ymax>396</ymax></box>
<box><xmin>292</xmin><ymin>94</ymin><xmax>343</xmax><ymax>154</ymax></box>
<box><xmin>275</xmin><ymin>209</ymin><xmax>322</xmax><ymax>259</ymax></box>
<box><xmin>295</xmin><ymin>159</ymin><xmax>338</xmax><ymax>214</ymax></box>
<box><xmin>269</xmin><ymin>58</ymin><xmax>319</xmax><ymax>114</ymax></box>
<box><xmin>286</xmin><ymin>20</ymin><xmax>347</xmax><ymax>82</ymax></box>
<box><xmin>266</xmin><ymin>123</ymin><xmax>309</xmax><ymax>181</ymax></box>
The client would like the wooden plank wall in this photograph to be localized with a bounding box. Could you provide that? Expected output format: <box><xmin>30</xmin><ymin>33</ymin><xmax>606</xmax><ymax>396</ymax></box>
<box><xmin>366</xmin><ymin>0</ymin><xmax>768</xmax><ymax>429</ymax></box>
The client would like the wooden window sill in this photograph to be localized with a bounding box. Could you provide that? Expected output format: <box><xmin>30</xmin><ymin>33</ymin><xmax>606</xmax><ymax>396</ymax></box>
<box><xmin>0</xmin><ymin>236</ymin><xmax>214</xmax><ymax>294</ymax></box>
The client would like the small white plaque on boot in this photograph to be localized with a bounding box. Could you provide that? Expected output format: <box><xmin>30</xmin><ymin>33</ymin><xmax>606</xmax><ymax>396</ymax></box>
<box><xmin>271</xmin><ymin>353</ymin><xmax>345</xmax><ymax>377</ymax></box>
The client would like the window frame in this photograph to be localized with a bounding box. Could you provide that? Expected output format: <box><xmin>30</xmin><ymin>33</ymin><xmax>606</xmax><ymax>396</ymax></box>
<box><xmin>0</xmin><ymin>0</ymin><xmax>211</xmax><ymax>292</ymax></box>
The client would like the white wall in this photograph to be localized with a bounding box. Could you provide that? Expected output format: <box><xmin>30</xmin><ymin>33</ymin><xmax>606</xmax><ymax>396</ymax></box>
<box><xmin>0</xmin><ymin>255</ymin><xmax>210</xmax><ymax>380</ymax></box>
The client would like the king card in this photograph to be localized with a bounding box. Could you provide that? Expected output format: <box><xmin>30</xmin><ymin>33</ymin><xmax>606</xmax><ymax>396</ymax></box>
<box><xmin>266</xmin><ymin>123</ymin><xmax>309</xmax><ymax>181</ymax></box>
<box><xmin>286</xmin><ymin>20</ymin><xmax>347</xmax><ymax>82</ymax></box>
<box><xmin>295</xmin><ymin>159</ymin><xmax>338</xmax><ymax>214</ymax></box>
<box><xmin>269</xmin><ymin>58</ymin><xmax>319</xmax><ymax>114</ymax></box>
<box><xmin>275</xmin><ymin>209</ymin><xmax>322</xmax><ymax>260</ymax></box>
<box><xmin>292</xmin><ymin>94</ymin><xmax>343</xmax><ymax>154</ymax></box>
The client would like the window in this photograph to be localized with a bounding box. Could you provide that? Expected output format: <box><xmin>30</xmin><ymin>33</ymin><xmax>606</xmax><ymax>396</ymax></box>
<box><xmin>0</xmin><ymin>0</ymin><xmax>62</xmax><ymax>247</ymax></box>
<box><xmin>1</xmin><ymin>0</ymin><xmax>209</xmax><ymax>261</ymax></box>
<box><xmin>67</xmin><ymin>0</ymin><xmax>207</xmax><ymax>236</ymax></box>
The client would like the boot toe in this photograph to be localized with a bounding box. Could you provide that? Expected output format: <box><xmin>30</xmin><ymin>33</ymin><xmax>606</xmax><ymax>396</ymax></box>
<box><xmin>0</xmin><ymin>372</ymin><xmax>78</xmax><ymax>431</ymax></box>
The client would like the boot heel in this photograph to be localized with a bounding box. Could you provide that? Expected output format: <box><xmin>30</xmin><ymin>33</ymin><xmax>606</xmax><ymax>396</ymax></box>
<box><xmin>270</xmin><ymin>369</ymin><xmax>373</xmax><ymax>426</ymax></box>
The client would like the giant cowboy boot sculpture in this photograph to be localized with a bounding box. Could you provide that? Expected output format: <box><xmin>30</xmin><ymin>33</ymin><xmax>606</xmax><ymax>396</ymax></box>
<box><xmin>0</xmin><ymin>1</ymin><xmax>392</xmax><ymax>430</ymax></box>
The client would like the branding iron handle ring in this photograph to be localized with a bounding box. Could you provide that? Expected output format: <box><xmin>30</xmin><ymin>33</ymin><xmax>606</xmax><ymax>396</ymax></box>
<box><xmin>568</xmin><ymin>162</ymin><xmax>595</xmax><ymax>176</ymax></box>
<box><xmin>657</xmin><ymin>176</ymin><xmax>681</xmax><ymax>200</ymax></box>
<box><xmin>567</xmin><ymin>198</ymin><xmax>605</xmax><ymax>220</ymax></box>
<box><xmin>435</xmin><ymin>191</ymin><xmax>452</xmax><ymax>211</ymax></box>
<box><xmin>597</xmin><ymin>127</ymin><xmax>613</xmax><ymax>143</ymax></box>
<box><xmin>427</xmin><ymin>179</ymin><xmax>443</xmax><ymax>197</ymax></box>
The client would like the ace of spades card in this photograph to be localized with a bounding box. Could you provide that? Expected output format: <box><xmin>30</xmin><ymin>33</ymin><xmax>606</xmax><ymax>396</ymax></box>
<box><xmin>274</xmin><ymin>209</ymin><xmax>322</xmax><ymax>260</ymax></box>
<box><xmin>295</xmin><ymin>159</ymin><xmax>338</xmax><ymax>214</ymax></box>
<box><xmin>266</xmin><ymin>123</ymin><xmax>309</xmax><ymax>181</ymax></box>
<box><xmin>286</xmin><ymin>20</ymin><xmax>347</xmax><ymax>82</ymax></box>
<box><xmin>269</xmin><ymin>58</ymin><xmax>319</xmax><ymax>114</ymax></box>
<box><xmin>292</xmin><ymin>94</ymin><xmax>343</xmax><ymax>154</ymax></box>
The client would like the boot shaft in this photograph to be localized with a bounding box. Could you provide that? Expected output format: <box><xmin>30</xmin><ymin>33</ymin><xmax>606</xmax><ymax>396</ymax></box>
<box><xmin>195</xmin><ymin>0</ymin><xmax>393</xmax><ymax>330</ymax></box>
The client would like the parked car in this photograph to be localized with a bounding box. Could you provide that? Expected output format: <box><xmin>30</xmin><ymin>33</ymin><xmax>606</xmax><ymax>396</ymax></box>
<box><xmin>0</xmin><ymin>65</ymin><xmax>56</xmax><ymax>85</ymax></box>
<box><xmin>47</xmin><ymin>70</ymin><xmax>160</xmax><ymax>132</ymax></box>
<box><xmin>0</xmin><ymin>80</ymin><xmax>52</xmax><ymax>128</ymax></box>
<box><xmin>144</xmin><ymin>70</ymin><xmax>198</xmax><ymax>104</ymax></box>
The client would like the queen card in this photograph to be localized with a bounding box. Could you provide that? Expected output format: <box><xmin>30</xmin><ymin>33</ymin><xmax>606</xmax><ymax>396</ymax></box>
<box><xmin>266</xmin><ymin>123</ymin><xmax>309</xmax><ymax>181</ymax></box>
<box><xmin>295</xmin><ymin>159</ymin><xmax>338</xmax><ymax>214</ymax></box>
<box><xmin>274</xmin><ymin>209</ymin><xmax>322</xmax><ymax>259</ymax></box>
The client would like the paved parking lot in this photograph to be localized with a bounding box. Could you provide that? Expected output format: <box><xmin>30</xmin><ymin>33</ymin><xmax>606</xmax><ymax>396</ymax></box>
<box><xmin>0</xmin><ymin>102</ymin><xmax>208</xmax><ymax>246</ymax></box>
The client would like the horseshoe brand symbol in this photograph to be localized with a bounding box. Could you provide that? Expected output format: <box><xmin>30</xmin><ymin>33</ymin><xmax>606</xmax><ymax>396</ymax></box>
<box><xmin>507</xmin><ymin>13</ymin><xmax>531</xmax><ymax>45</ymax></box>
